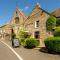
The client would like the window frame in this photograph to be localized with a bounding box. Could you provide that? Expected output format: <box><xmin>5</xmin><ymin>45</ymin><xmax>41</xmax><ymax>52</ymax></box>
<box><xmin>35</xmin><ymin>20</ymin><xmax>39</xmax><ymax>28</ymax></box>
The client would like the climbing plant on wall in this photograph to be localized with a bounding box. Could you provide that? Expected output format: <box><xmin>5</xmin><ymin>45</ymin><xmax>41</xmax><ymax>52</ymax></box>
<box><xmin>46</xmin><ymin>16</ymin><xmax>56</xmax><ymax>31</ymax></box>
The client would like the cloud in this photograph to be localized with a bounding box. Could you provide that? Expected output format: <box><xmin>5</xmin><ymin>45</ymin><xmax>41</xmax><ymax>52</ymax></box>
<box><xmin>24</xmin><ymin>6</ymin><xmax>29</xmax><ymax>10</ymax></box>
<box><xmin>20</xmin><ymin>6</ymin><xmax>29</xmax><ymax>12</ymax></box>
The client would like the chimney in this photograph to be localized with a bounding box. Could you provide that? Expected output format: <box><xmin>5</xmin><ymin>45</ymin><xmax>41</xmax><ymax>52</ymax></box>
<box><xmin>35</xmin><ymin>3</ymin><xmax>40</xmax><ymax>8</ymax></box>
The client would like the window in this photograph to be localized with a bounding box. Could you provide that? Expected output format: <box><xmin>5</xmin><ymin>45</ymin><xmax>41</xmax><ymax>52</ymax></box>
<box><xmin>16</xmin><ymin>11</ymin><xmax>17</xmax><ymax>14</ymax></box>
<box><xmin>16</xmin><ymin>11</ymin><xmax>18</xmax><ymax>17</ymax></box>
<box><xmin>35</xmin><ymin>21</ymin><xmax>39</xmax><ymax>28</ymax></box>
<box><xmin>35</xmin><ymin>31</ymin><xmax>40</xmax><ymax>39</ymax></box>
<box><xmin>15</xmin><ymin>17</ymin><xmax>19</xmax><ymax>24</ymax></box>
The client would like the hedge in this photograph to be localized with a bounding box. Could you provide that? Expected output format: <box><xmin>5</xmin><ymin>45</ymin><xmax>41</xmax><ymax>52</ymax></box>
<box><xmin>44</xmin><ymin>37</ymin><xmax>60</xmax><ymax>53</ymax></box>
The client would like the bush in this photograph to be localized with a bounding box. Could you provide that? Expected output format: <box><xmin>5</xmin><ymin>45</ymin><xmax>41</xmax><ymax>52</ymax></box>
<box><xmin>54</xmin><ymin>31</ymin><xmax>60</xmax><ymax>36</ymax></box>
<box><xmin>54</xmin><ymin>27</ymin><xmax>60</xmax><ymax>31</ymax></box>
<box><xmin>44</xmin><ymin>37</ymin><xmax>60</xmax><ymax>53</ymax></box>
<box><xmin>19</xmin><ymin>38</ymin><xmax>26</xmax><ymax>46</ymax></box>
<box><xmin>54</xmin><ymin>27</ymin><xmax>60</xmax><ymax>36</ymax></box>
<box><xmin>25</xmin><ymin>38</ymin><xmax>39</xmax><ymax>48</ymax></box>
<box><xmin>56</xmin><ymin>18</ymin><xmax>60</xmax><ymax>26</ymax></box>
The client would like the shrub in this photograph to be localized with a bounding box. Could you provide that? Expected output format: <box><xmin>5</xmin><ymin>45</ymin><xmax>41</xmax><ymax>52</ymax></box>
<box><xmin>56</xmin><ymin>18</ymin><xmax>60</xmax><ymax>26</ymax></box>
<box><xmin>44</xmin><ymin>37</ymin><xmax>60</xmax><ymax>53</ymax></box>
<box><xmin>54</xmin><ymin>27</ymin><xmax>60</xmax><ymax>31</ymax></box>
<box><xmin>19</xmin><ymin>38</ymin><xmax>26</xmax><ymax>46</ymax></box>
<box><xmin>54</xmin><ymin>31</ymin><xmax>60</xmax><ymax>36</ymax></box>
<box><xmin>19</xmin><ymin>30</ymin><xmax>31</xmax><ymax>46</ymax></box>
<box><xmin>25</xmin><ymin>38</ymin><xmax>39</xmax><ymax>48</ymax></box>
<box><xmin>53</xmin><ymin>27</ymin><xmax>60</xmax><ymax>36</ymax></box>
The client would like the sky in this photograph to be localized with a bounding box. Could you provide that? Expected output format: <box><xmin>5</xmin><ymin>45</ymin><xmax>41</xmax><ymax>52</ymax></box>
<box><xmin>0</xmin><ymin>0</ymin><xmax>60</xmax><ymax>26</ymax></box>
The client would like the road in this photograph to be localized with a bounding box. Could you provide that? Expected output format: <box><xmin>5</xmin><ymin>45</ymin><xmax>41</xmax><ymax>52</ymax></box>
<box><xmin>0</xmin><ymin>41</ymin><xmax>20</xmax><ymax>60</ymax></box>
<box><xmin>14</xmin><ymin>47</ymin><xmax>60</xmax><ymax>60</ymax></box>
<box><xmin>1</xmin><ymin>40</ymin><xmax>60</xmax><ymax>60</ymax></box>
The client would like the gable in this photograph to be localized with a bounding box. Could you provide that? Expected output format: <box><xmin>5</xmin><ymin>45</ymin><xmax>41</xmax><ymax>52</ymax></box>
<box><xmin>10</xmin><ymin>7</ymin><xmax>26</xmax><ymax>25</ymax></box>
<box><xmin>30</xmin><ymin>3</ymin><xmax>50</xmax><ymax>17</ymax></box>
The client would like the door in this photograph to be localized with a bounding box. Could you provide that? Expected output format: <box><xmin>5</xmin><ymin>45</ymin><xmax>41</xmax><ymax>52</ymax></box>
<box><xmin>34</xmin><ymin>31</ymin><xmax>40</xmax><ymax>40</ymax></box>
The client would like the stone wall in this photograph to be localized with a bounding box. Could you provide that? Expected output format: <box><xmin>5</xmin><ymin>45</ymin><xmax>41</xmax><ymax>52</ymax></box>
<box><xmin>24</xmin><ymin>4</ymin><xmax>50</xmax><ymax>46</ymax></box>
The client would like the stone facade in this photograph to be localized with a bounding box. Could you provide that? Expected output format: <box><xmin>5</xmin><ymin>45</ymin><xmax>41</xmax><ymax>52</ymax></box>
<box><xmin>0</xmin><ymin>3</ymin><xmax>52</xmax><ymax>46</ymax></box>
<box><xmin>10</xmin><ymin>7</ymin><xmax>27</xmax><ymax>37</ymax></box>
<box><xmin>24</xmin><ymin>4</ymin><xmax>50</xmax><ymax>46</ymax></box>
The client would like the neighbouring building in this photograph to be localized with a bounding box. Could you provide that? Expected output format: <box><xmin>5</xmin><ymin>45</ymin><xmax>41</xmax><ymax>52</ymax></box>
<box><xmin>52</xmin><ymin>8</ymin><xmax>60</xmax><ymax>18</ymax></box>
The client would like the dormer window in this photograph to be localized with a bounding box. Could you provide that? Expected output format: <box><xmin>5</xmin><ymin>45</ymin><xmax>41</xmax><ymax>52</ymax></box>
<box><xmin>35</xmin><ymin>21</ymin><xmax>39</xmax><ymax>28</ymax></box>
<box><xmin>15</xmin><ymin>17</ymin><xmax>19</xmax><ymax>24</ymax></box>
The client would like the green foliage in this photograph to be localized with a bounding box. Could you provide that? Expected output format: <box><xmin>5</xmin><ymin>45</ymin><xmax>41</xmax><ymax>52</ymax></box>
<box><xmin>19</xmin><ymin>30</ymin><xmax>30</xmax><ymax>38</ymax></box>
<box><xmin>44</xmin><ymin>37</ymin><xmax>60</xmax><ymax>53</ymax></box>
<box><xmin>19</xmin><ymin>30</ymin><xmax>31</xmax><ymax>46</ymax></box>
<box><xmin>56</xmin><ymin>18</ymin><xmax>60</xmax><ymax>26</ymax></box>
<box><xmin>46</xmin><ymin>16</ymin><xmax>56</xmax><ymax>31</ymax></box>
<box><xmin>18</xmin><ymin>29</ymin><xmax>39</xmax><ymax>48</ymax></box>
<box><xmin>25</xmin><ymin>38</ymin><xmax>39</xmax><ymax>48</ymax></box>
<box><xmin>54</xmin><ymin>27</ymin><xmax>60</xmax><ymax>36</ymax></box>
<box><xmin>54</xmin><ymin>31</ymin><xmax>60</xmax><ymax>36</ymax></box>
<box><xmin>19</xmin><ymin>38</ymin><xmax>26</xmax><ymax>46</ymax></box>
<box><xmin>55</xmin><ymin>27</ymin><xmax>60</xmax><ymax>31</ymax></box>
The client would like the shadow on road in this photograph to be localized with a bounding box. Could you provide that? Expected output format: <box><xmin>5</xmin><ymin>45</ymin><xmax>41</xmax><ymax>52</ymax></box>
<box><xmin>39</xmin><ymin>47</ymin><xmax>60</xmax><ymax>55</ymax></box>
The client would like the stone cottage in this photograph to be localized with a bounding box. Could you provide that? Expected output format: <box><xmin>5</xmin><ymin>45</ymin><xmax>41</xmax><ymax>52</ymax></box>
<box><xmin>0</xmin><ymin>3</ymin><xmax>52</xmax><ymax>46</ymax></box>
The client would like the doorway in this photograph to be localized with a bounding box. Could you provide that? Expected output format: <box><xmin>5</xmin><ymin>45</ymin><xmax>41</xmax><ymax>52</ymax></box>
<box><xmin>34</xmin><ymin>31</ymin><xmax>40</xmax><ymax>39</ymax></box>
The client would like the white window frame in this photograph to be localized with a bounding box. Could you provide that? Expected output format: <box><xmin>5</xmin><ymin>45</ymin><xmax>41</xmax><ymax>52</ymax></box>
<box><xmin>35</xmin><ymin>21</ymin><xmax>39</xmax><ymax>28</ymax></box>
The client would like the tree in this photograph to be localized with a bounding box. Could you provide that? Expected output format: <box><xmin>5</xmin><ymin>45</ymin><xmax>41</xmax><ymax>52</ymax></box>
<box><xmin>46</xmin><ymin>16</ymin><xmax>56</xmax><ymax>31</ymax></box>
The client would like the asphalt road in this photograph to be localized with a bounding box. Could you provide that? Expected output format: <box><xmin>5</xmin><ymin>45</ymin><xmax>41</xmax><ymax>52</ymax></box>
<box><xmin>0</xmin><ymin>42</ymin><xmax>20</xmax><ymax>60</ymax></box>
<box><xmin>1</xmin><ymin>40</ymin><xmax>60</xmax><ymax>60</ymax></box>
<box><xmin>14</xmin><ymin>47</ymin><xmax>60</xmax><ymax>60</ymax></box>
